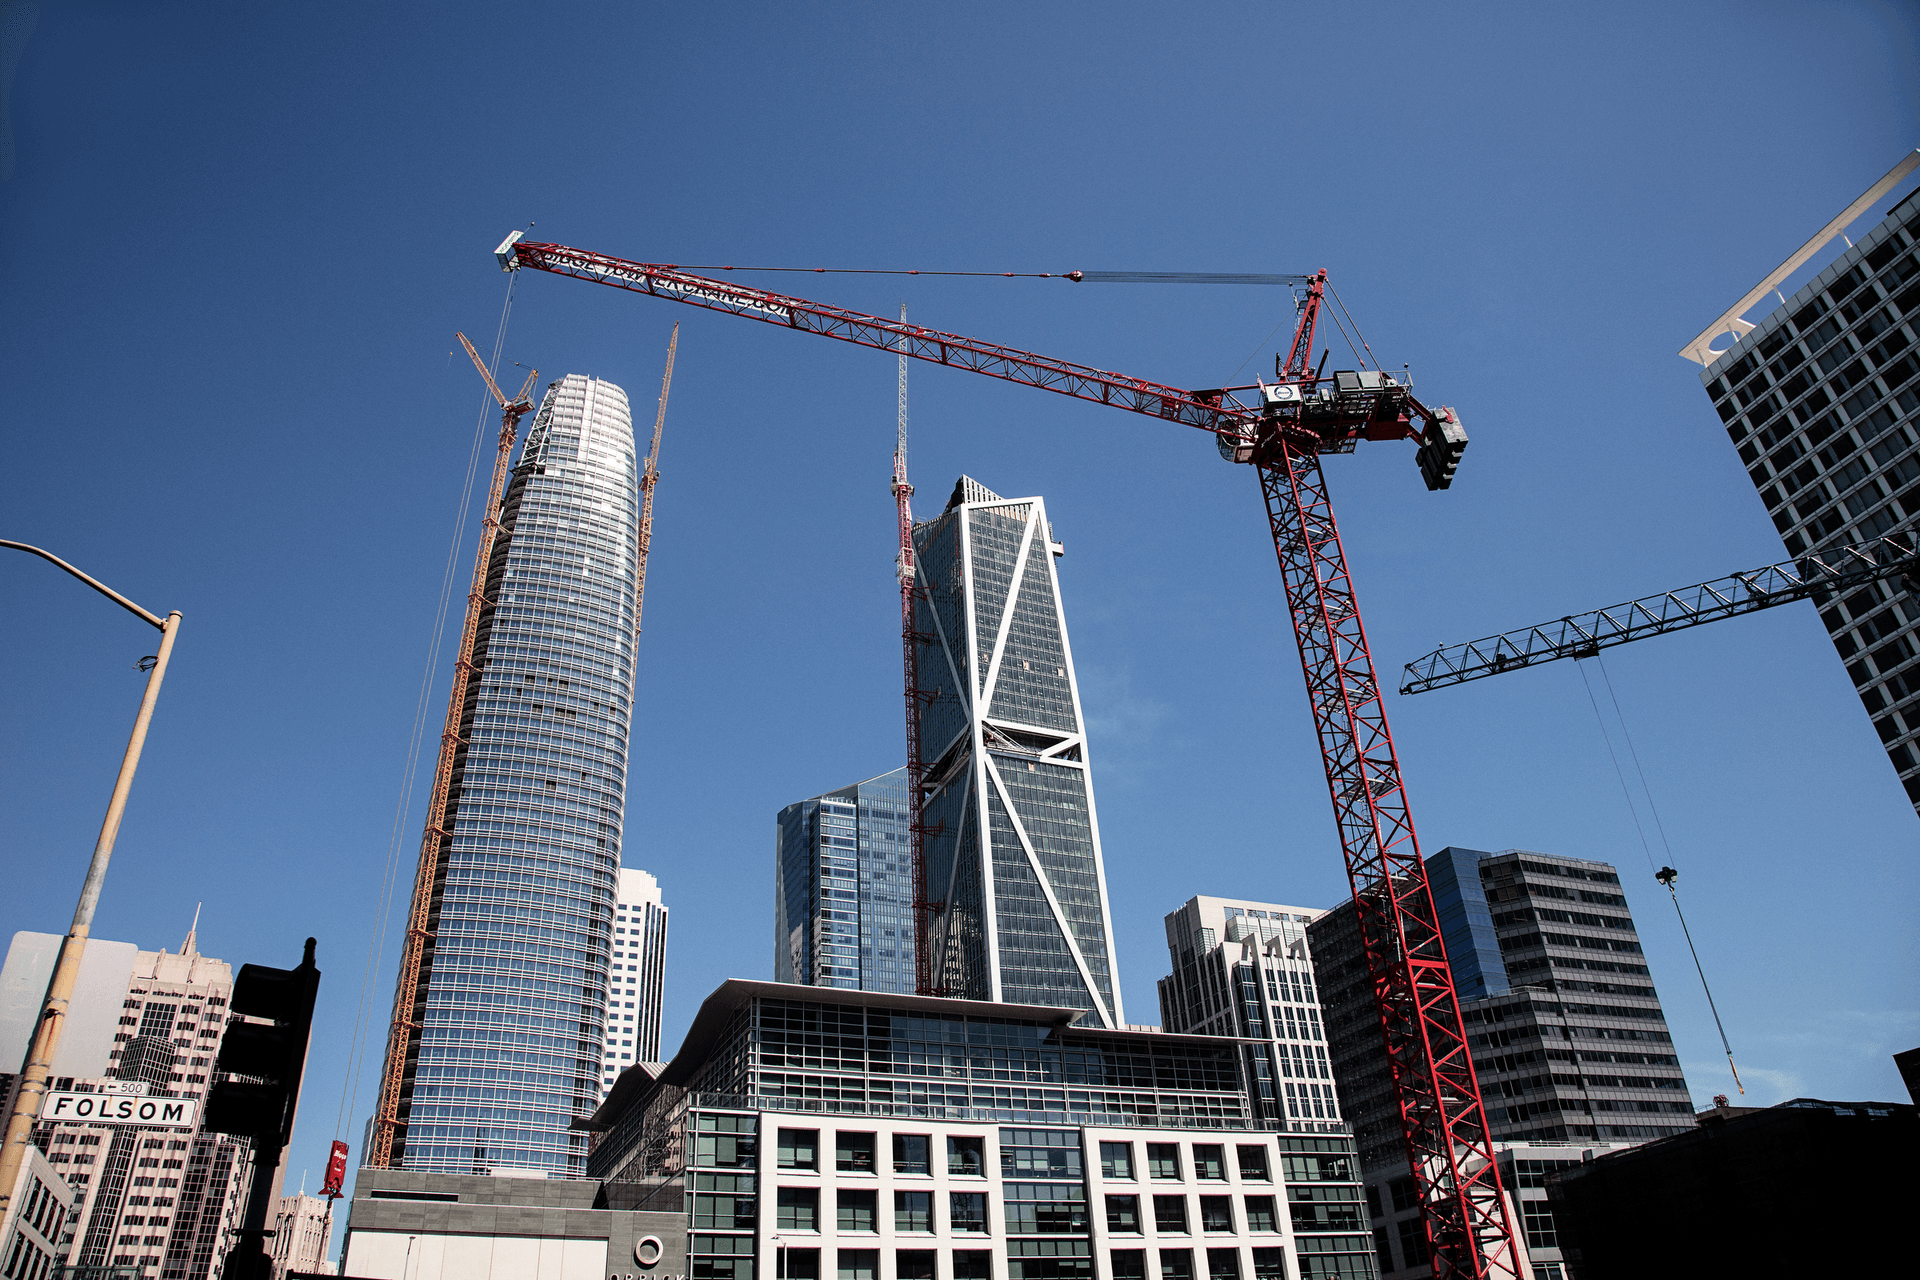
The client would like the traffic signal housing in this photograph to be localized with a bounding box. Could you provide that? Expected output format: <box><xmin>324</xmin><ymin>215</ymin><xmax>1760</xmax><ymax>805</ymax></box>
<box><xmin>203</xmin><ymin>938</ymin><xmax>319</xmax><ymax>1147</ymax></box>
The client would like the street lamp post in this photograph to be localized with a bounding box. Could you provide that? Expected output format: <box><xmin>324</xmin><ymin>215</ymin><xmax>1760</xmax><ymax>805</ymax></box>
<box><xmin>0</xmin><ymin>540</ymin><xmax>181</xmax><ymax>1216</ymax></box>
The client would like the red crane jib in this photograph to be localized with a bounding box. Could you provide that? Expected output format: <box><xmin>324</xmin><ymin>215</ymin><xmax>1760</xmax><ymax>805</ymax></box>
<box><xmin>502</xmin><ymin>237</ymin><xmax>1521</xmax><ymax>1280</ymax></box>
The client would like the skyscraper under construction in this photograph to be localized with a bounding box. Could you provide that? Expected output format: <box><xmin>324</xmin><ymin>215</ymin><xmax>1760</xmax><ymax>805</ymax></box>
<box><xmin>911</xmin><ymin>476</ymin><xmax>1123</xmax><ymax>1027</ymax></box>
<box><xmin>382</xmin><ymin>374</ymin><xmax>641</xmax><ymax>1176</ymax></box>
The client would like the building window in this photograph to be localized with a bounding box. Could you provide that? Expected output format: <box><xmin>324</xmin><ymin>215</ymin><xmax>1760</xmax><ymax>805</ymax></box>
<box><xmin>1005</xmin><ymin>1184</ymin><xmax>1089</xmax><ymax>1234</ymax></box>
<box><xmin>1192</xmin><ymin>1146</ymin><xmax>1225</xmax><ymax>1181</ymax></box>
<box><xmin>1111</xmin><ymin>1251</ymin><xmax>1147</xmax><ymax>1280</ymax></box>
<box><xmin>1206</xmin><ymin>1249</ymin><xmax>1240</xmax><ymax>1280</ymax></box>
<box><xmin>777</xmin><ymin>1188</ymin><xmax>818</xmax><ymax>1232</ymax></box>
<box><xmin>1159</xmin><ymin>1249</ymin><xmax>1194</xmax><ymax>1280</ymax></box>
<box><xmin>953</xmin><ymin>1251</ymin><xmax>992</xmax><ymax>1280</ymax></box>
<box><xmin>693</xmin><ymin>1234</ymin><xmax>757</xmax><ymax>1280</ymax></box>
<box><xmin>896</xmin><ymin>1191</ymin><xmax>933</xmax><ymax>1233</ymax></box>
<box><xmin>894</xmin><ymin>1134</ymin><xmax>931</xmax><ymax>1175</ymax></box>
<box><xmin>693</xmin><ymin>1174</ymin><xmax>757</xmax><ymax>1229</ymax></box>
<box><xmin>1147</xmin><ymin>1145</ymin><xmax>1181</xmax><ymax>1180</ymax></box>
<box><xmin>1100</xmin><ymin>1142</ymin><xmax>1135</xmax><ymax>1180</ymax></box>
<box><xmin>837</xmin><ymin>1190</ymin><xmax>877</xmax><ymax>1233</ymax></box>
<box><xmin>777</xmin><ymin>1249</ymin><xmax>820</xmax><ymax>1280</ymax></box>
<box><xmin>1198</xmin><ymin>1197</ymin><xmax>1232</xmax><ymax>1233</ymax></box>
<box><xmin>1521</xmin><ymin>1201</ymin><xmax>1559</xmax><ymax>1251</ymax></box>
<box><xmin>1106</xmin><ymin>1195</ymin><xmax>1141</xmax><ymax>1233</ymax></box>
<box><xmin>1397</xmin><ymin>1220</ymin><xmax>1429</xmax><ymax>1269</ymax></box>
<box><xmin>1007</xmin><ymin>1241</ymin><xmax>1092</xmax><ymax>1280</ymax></box>
<box><xmin>1154</xmin><ymin>1196</ymin><xmax>1189</xmax><ymax>1234</ymax></box>
<box><xmin>837</xmin><ymin>1250</ymin><xmax>878</xmax><ymax>1280</ymax></box>
<box><xmin>1387</xmin><ymin>1177</ymin><xmax>1418</xmax><ymax>1213</ymax></box>
<box><xmin>898</xmin><ymin>1251</ymin><xmax>937</xmax><ymax>1280</ymax></box>
<box><xmin>950</xmin><ymin>1192</ymin><xmax>989</xmax><ymax>1234</ymax></box>
<box><xmin>696</xmin><ymin>1116</ymin><xmax>757</xmax><ymax>1169</ymax></box>
<box><xmin>1249</xmin><ymin>1248</ymin><xmax>1286</xmax><ymax>1280</ymax></box>
<box><xmin>1372</xmin><ymin>1228</ymin><xmax>1392</xmax><ymax>1274</ymax></box>
<box><xmin>949</xmin><ymin>1136</ymin><xmax>985</xmax><ymax>1176</ymax></box>
<box><xmin>836</xmin><ymin>1133</ymin><xmax>876</xmax><ymax>1174</ymax></box>
<box><xmin>1234</xmin><ymin>1147</ymin><xmax>1269</xmax><ymax>1182</ymax></box>
<box><xmin>778</xmin><ymin>1129</ymin><xmax>818</xmax><ymax>1171</ymax></box>
<box><xmin>1244</xmin><ymin>1198</ymin><xmax>1276</xmax><ymax>1233</ymax></box>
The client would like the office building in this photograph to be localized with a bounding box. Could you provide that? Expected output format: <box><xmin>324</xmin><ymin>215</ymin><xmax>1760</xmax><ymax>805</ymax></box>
<box><xmin>267</xmin><ymin>1193</ymin><xmax>333</xmax><ymax>1279</ymax></box>
<box><xmin>1155</xmin><ymin>898</ymin><xmax>1343</xmax><ymax>1129</ymax></box>
<box><xmin>1</xmin><ymin>1144</ymin><xmax>73</xmax><ymax>1280</ymax></box>
<box><xmin>583</xmin><ymin>978</ymin><xmax>1379</xmax><ymax>1280</ymax></box>
<box><xmin>1311</xmin><ymin>849</ymin><xmax>1692</xmax><ymax>1278</ymax></box>
<box><xmin>388</xmin><ymin>374</ymin><xmax>642</xmax><ymax>1176</ymax></box>
<box><xmin>1547</xmin><ymin>1097</ymin><xmax>1917</xmax><ymax>1276</ymax></box>
<box><xmin>1690</xmin><ymin>176</ymin><xmax>1920</xmax><ymax>809</ymax></box>
<box><xmin>602</xmin><ymin>868</ymin><xmax>670</xmax><ymax>1090</ymax></box>
<box><xmin>910</xmin><ymin>477</ymin><xmax>1123</xmax><ymax>1027</ymax></box>
<box><xmin>775</xmin><ymin>768</ymin><xmax>915</xmax><ymax>995</ymax></box>
<box><xmin>1</xmin><ymin>924</ymin><xmax>260</xmax><ymax>1280</ymax></box>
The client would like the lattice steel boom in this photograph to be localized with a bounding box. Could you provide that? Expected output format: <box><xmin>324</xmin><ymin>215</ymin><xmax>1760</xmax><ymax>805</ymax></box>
<box><xmin>494</xmin><ymin>232</ymin><xmax>1519</xmax><ymax>1277</ymax></box>
<box><xmin>369</xmin><ymin>336</ymin><xmax>537</xmax><ymax>1169</ymax></box>
<box><xmin>1401</xmin><ymin>528</ymin><xmax>1920</xmax><ymax>694</ymax></box>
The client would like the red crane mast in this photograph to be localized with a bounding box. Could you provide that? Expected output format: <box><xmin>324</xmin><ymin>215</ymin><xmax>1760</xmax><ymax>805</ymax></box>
<box><xmin>491</xmin><ymin>233</ymin><xmax>1513</xmax><ymax>1279</ymax></box>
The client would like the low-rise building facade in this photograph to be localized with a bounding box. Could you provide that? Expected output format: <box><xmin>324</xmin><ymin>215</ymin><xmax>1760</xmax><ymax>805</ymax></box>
<box><xmin>585</xmin><ymin>980</ymin><xmax>1377</xmax><ymax>1280</ymax></box>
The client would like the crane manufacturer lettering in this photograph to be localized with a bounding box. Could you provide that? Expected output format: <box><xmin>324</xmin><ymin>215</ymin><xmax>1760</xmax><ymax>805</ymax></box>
<box><xmin>42</xmin><ymin>1091</ymin><xmax>198</xmax><ymax>1128</ymax></box>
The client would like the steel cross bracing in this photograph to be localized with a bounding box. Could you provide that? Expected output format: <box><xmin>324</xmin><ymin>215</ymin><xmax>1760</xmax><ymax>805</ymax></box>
<box><xmin>496</xmin><ymin>234</ymin><xmax>1518</xmax><ymax>1277</ymax></box>
<box><xmin>893</xmin><ymin>303</ymin><xmax>945</xmax><ymax>996</ymax></box>
<box><xmin>1401</xmin><ymin>528</ymin><xmax>1920</xmax><ymax>694</ymax></box>
<box><xmin>368</xmin><ymin>337</ymin><xmax>537</xmax><ymax>1170</ymax></box>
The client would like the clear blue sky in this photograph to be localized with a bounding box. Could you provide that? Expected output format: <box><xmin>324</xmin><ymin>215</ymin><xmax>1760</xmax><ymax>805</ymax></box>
<box><xmin>3</xmin><ymin>0</ymin><xmax>1916</xmax><ymax>1220</ymax></box>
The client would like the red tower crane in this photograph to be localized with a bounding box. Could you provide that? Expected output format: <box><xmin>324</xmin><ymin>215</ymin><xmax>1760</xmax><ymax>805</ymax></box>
<box><xmin>489</xmin><ymin>233</ymin><xmax>1514</xmax><ymax>1279</ymax></box>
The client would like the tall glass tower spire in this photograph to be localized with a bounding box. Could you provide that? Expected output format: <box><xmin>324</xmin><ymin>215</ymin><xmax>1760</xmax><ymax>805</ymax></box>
<box><xmin>912</xmin><ymin>476</ymin><xmax>1123</xmax><ymax>1027</ymax></box>
<box><xmin>390</xmin><ymin>374</ymin><xmax>640</xmax><ymax>1176</ymax></box>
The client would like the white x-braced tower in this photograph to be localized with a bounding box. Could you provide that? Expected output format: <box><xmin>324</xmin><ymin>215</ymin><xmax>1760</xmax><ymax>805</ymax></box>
<box><xmin>912</xmin><ymin>477</ymin><xmax>1123</xmax><ymax>1028</ymax></box>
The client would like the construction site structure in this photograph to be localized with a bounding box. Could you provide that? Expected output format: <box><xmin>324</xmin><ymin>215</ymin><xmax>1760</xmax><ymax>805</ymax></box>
<box><xmin>1401</xmin><ymin>526</ymin><xmax>1920</xmax><ymax>693</ymax></box>
<box><xmin>368</xmin><ymin>339</ymin><xmax>534</xmax><ymax>1169</ymax></box>
<box><xmin>492</xmin><ymin>231</ymin><xmax>1518</xmax><ymax>1278</ymax></box>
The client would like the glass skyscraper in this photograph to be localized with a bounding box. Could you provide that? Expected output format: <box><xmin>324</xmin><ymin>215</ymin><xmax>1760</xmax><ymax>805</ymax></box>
<box><xmin>774</xmin><ymin>768</ymin><xmax>915</xmax><ymax>994</ymax></box>
<box><xmin>911</xmin><ymin>477</ymin><xmax>1122</xmax><ymax>1027</ymax></box>
<box><xmin>390</xmin><ymin>374</ymin><xmax>641</xmax><ymax>1176</ymax></box>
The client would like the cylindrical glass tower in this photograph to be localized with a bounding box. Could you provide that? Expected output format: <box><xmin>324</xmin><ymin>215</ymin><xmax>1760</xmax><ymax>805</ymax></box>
<box><xmin>392</xmin><ymin>374</ymin><xmax>639</xmax><ymax>1175</ymax></box>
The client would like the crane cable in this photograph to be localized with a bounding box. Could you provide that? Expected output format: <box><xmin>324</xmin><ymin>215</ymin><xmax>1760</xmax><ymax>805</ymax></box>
<box><xmin>1573</xmin><ymin>653</ymin><xmax>1744</xmax><ymax>1093</ymax></box>
<box><xmin>331</xmin><ymin>272</ymin><xmax>523</xmax><ymax>1154</ymax></box>
<box><xmin>672</xmin><ymin>264</ymin><xmax>1309</xmax><ymax>285</ymax></box>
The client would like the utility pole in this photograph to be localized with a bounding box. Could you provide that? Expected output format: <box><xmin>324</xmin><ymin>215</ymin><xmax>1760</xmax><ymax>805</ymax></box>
<box><xmin>0</xmin><ymin>540</ymin><xmax>180</xmax><ymax>1219</ymax></box>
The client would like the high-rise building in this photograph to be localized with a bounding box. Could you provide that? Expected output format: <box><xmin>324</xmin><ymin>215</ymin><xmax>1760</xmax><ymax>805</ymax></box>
<box><xmin>267</xmin><ymin>1192</ymin><xmax>334</xmax><ymax>1279</ymax></box>
<box><xmin>0</xmin><ymin>924</ymin><xmax>260</xmax><ymax>1280</ymax></box>
<box><xmin>389</xmin><ymin>373</ymin><xmax>642</xmax><ymax>1176</ymax></box>
<box><xmin>601</xmin><ymin>867</ymin><xmax>669</xmax><ymax>1089</ymax></box>
<box><xmin>1155</xmin><ymin>898</ymin><xmax>1344</xmax><ymax>1131</ymax></box>
<box><xmin>774</xmin><ymin>768</ymin><xmax>915</xmax><ymax>994</ymax></box>
<box><xmin>910</xmin><ymin>477</ymin><xmax>1122</xmax><ymax>1027</ymax></box>
<box><xmin>1310</xmin><ymin>848</ymin><xmax>1694</xmax><ymax>1278</ymax></box>
<box><xmin>1691</xmin><ymin>179</ymin><xmax>1920</xmax><ymax>810</ymax></box>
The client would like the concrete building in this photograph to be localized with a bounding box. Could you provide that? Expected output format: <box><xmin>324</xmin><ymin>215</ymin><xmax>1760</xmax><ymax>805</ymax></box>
<box><xmin>603</xmin><ymin>868</ymin><xmax>670</xmax><ymax>1091</ymax></box>
<box><xmin>388</xmin><ymin>373</ymin><xmax>644</xmax><ymax>1176</ymax></box>
<box><xmin>339</xmin><ymin>1169</ymin><xmax>685</xmax><ymax>1280</ymax></box>
<box><xmin>267</xmin><ymin>1193</ymin><xmax>334</xmax><ymax>1279</ymax></box>
<box><xmin>0</xmin><ymin>924</ymin><xmax>260</xmax><ymax>1280</ymax></box>
<box><xmin>1546</xmin><ymin>1097</ymin><xmax>1917</xmax><ymax>1276</ymax></box>
<box><xmin>1154</xmin><ymin>898</ymin><xmax>1343</xmax><ymax>1129</ymax></box>
<box><xmin>910</xmin><ymin>478</ymin><xmax>1123</xmax><ymax>1027</ymax></box>
<box><xmin>0</xmin><ymin>1144</ymin><xmax>74</xmax><ymax>1280</ymax></box>
<box><xmin>581</xmin><ymin>979</ymin><xmax>1379</xmax><ymax>1280</ymax></box>
<box><xmin>1688</xmin><ymin>163</ymin><xmax>1920</xmax><ymax>810</ymax></box>
<box><xmin>775</xmin><ymin>769</ymin><xmax>916</xmax><ymax>995</ymax></box>
<box><xmin>1310</xmin><ymin>848</ymin><xmax>1692</xmax><ymax>1278</ymax></box>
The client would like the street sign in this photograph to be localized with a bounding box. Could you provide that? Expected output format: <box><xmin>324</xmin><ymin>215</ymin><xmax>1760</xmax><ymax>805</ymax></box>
<box><xmin>42</xmin><ymin>1091</ymin><xmax>198</xmax><ymax>1128</ymax></box>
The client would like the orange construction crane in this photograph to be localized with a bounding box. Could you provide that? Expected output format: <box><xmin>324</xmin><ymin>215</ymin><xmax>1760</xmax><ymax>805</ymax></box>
<box><xmin>367</xmin><ymin>335</ymin><xmax>536</xmax><ymax>1169</ymax></box>
<box><xmin>635</xmin><ymin>324</ymin><xmax>678</xmax><ymax>643</ymax></box>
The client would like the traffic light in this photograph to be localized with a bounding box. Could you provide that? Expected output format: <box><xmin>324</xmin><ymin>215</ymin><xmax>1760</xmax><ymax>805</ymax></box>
<box><xmin>204</xmin><ymin>938</ymin><xmax>319</xmax><ymax>1147</ymax></box>
<box><xmin>1417</xmin><ymin>408</ymin><xmax>1468</xmax><ymax>491</ymax></box>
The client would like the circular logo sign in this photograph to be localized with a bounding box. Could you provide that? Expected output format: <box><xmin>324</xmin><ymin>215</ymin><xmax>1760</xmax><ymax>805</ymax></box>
<box><xmin>635</xmin><ymin>1236</ymin><xmax>663</xmax><ymax>1267</ymax></box>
